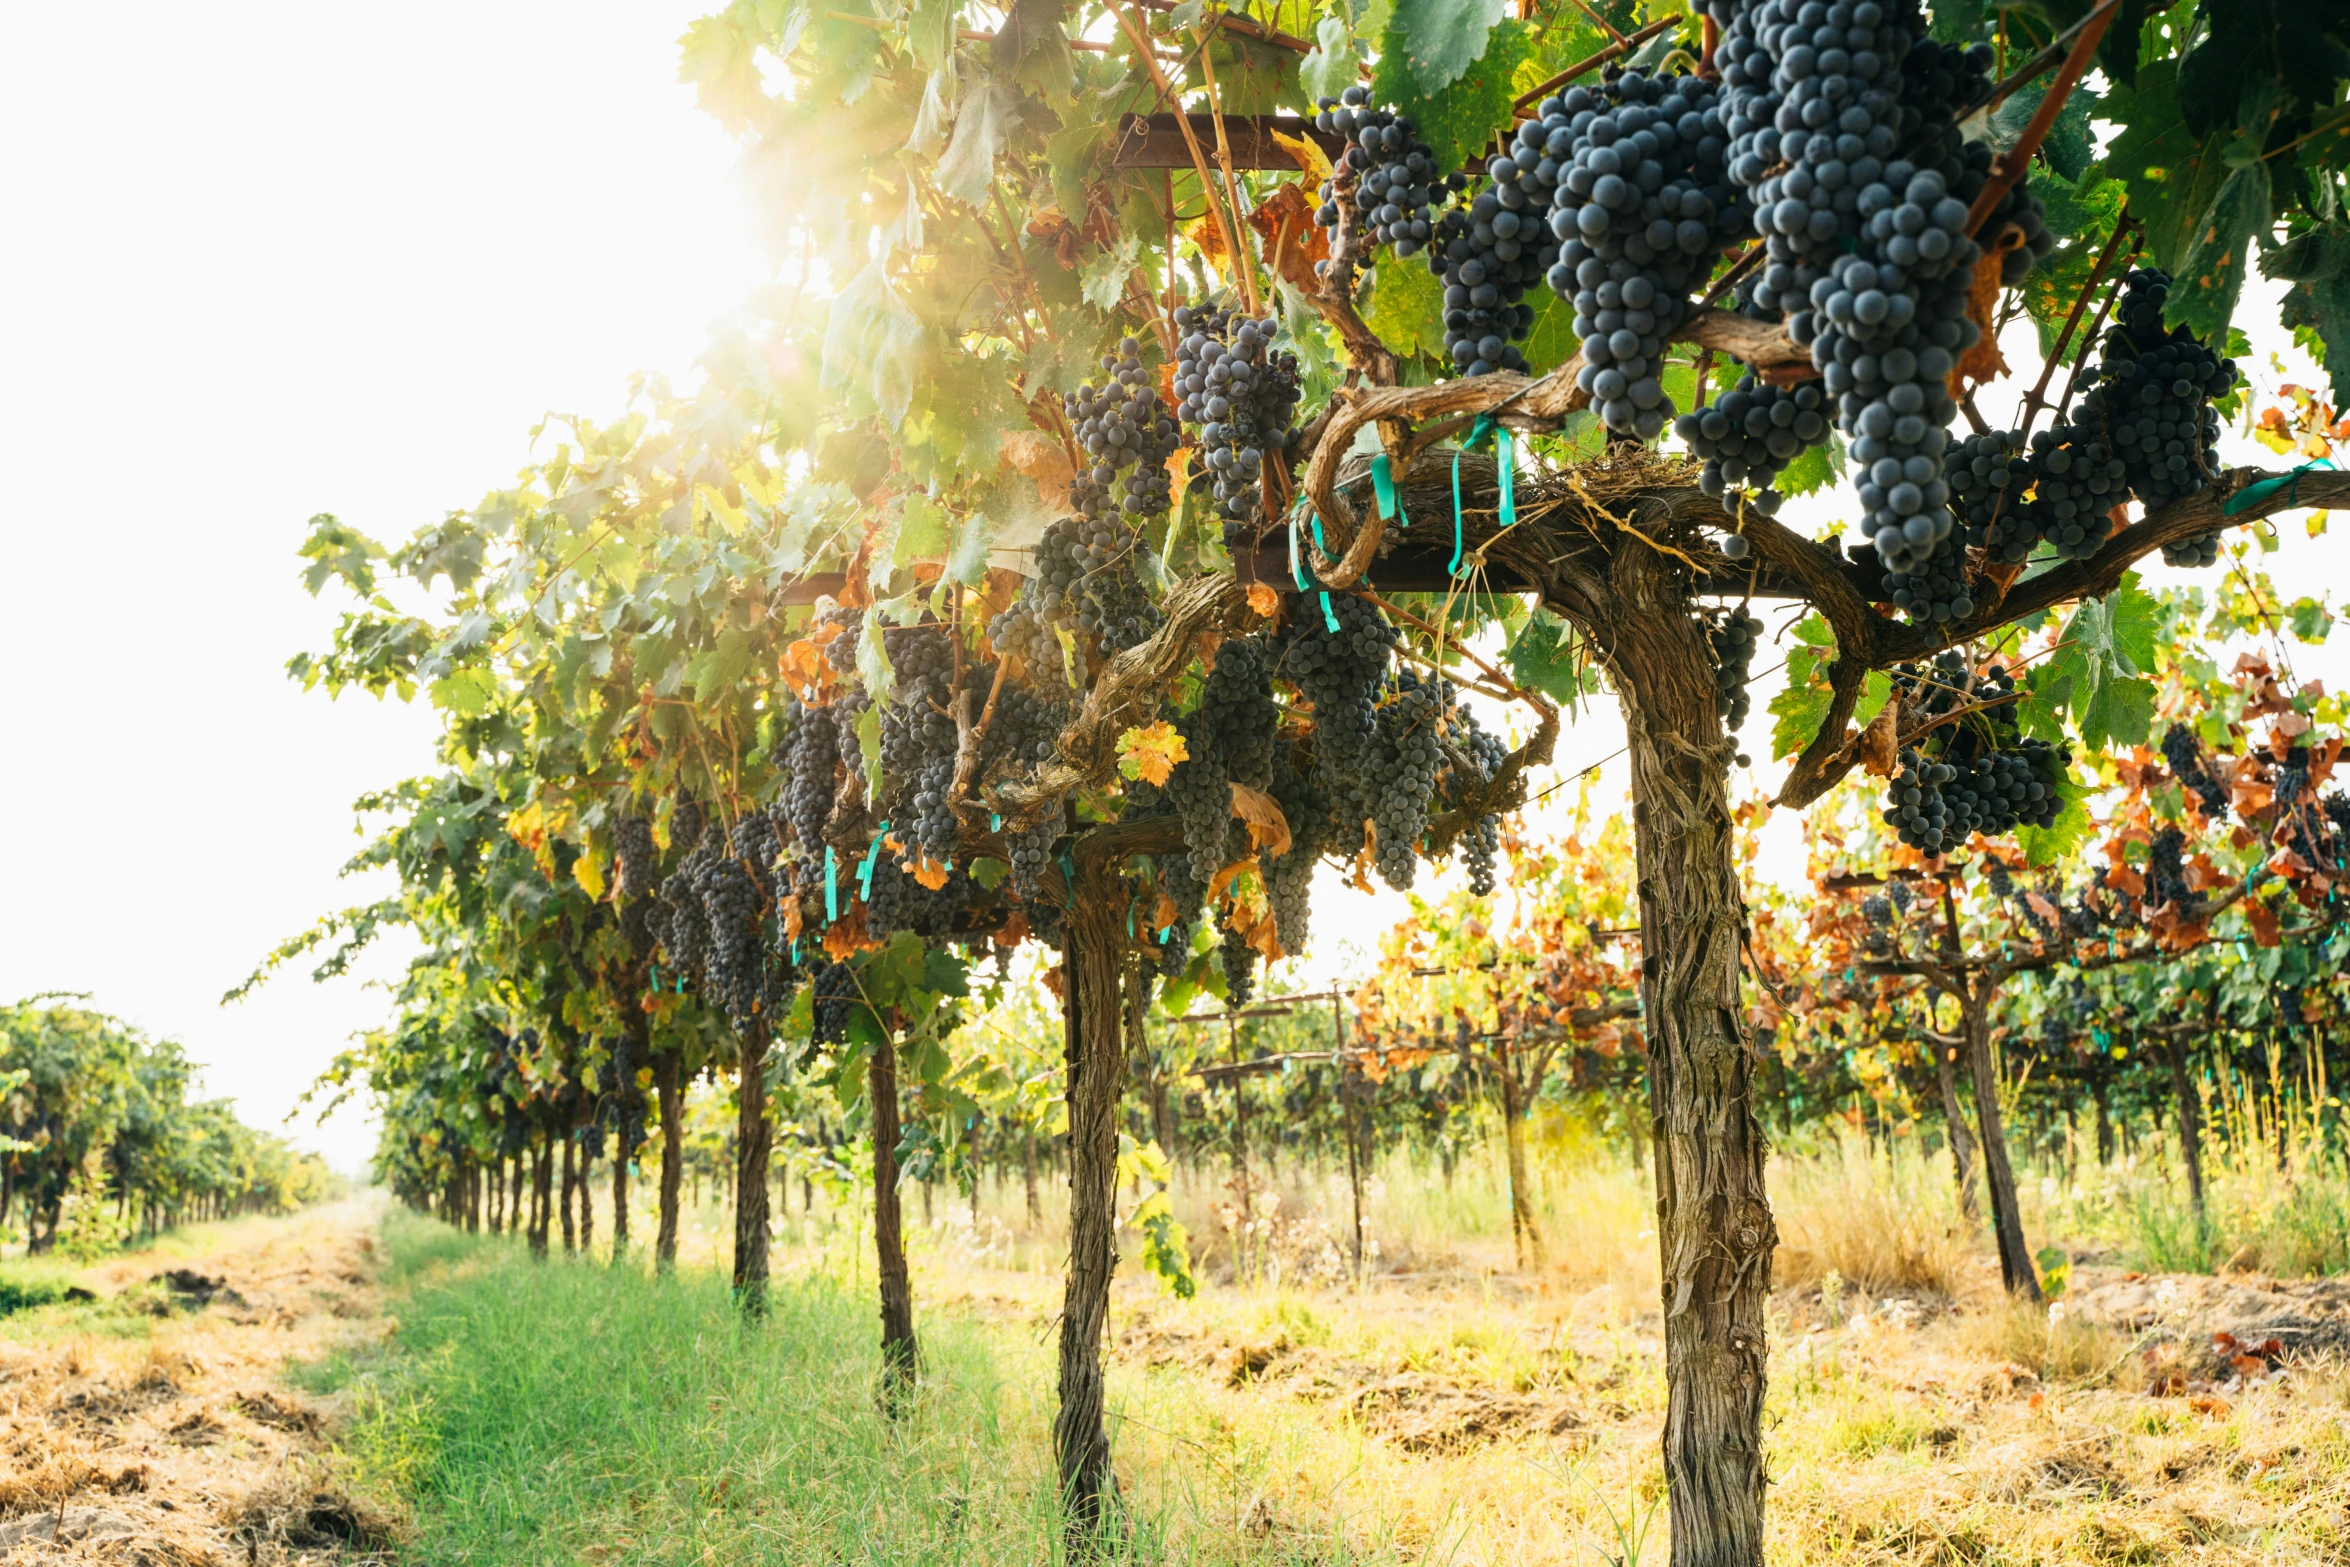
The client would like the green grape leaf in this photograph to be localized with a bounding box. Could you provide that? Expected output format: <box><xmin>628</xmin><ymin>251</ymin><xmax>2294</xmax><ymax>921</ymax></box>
<box><xmin>1387</xmin><ymin>0</ymin><xmax>1509</xmax><ymax>94</ymax></box>
<box><xmin>2168</xmin><ymin>160</ymin><xmax>2271</xmax><ymax>343</ymax></box>
<box><xmin>1363</xmin><ymin>257</ymin><xmax>1448</xmax><ymax>363</ymax></box>
<box><xmin>2017</xmin><ymin>767</ymin><xmax>2093</xmax><ymax>868</ymax></box>
<box><xmin>1372</xmin><ymin>17</ymin><xmax>1526</xmax><ymax>174</ymax></box>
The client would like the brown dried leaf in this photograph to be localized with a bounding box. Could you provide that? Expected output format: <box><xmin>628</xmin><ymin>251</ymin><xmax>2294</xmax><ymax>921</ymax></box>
<box><xmin>1859</xmin><ymin>697</ymin><xmax>1900</xmax><ymax>777</ymax></box>
<box><xmin>1246</xmin><ymin>581</ymin><xmax>1283</xmax><ymax>620</ymax></box>
<box><xmin>1246</xmin><ymin>182</ymin><xmax>1330</xmax><ymax>296</ymax></box>
<box><xmin>1229</xmin><ymin>782</ymin><xmax>1293</xmax><ymax>857</ymax></box>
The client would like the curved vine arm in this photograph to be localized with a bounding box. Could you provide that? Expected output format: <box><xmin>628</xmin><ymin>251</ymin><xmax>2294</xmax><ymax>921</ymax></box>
<box><xmin>1301</xmin><ymin>311</ymin><xmax>1806</xmax><ymax>589</ymax></box>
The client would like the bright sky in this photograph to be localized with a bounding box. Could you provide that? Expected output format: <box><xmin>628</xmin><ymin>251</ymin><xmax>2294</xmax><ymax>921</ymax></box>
<box><xmin>2</xmin><ymin>6</ymin><xmax>2336</xmax><ymax>1167</ymax></box>
<box><xmin>0</xmin><ymin>2</ymin><xmax>766</xmax><ymax>1171</ymax></box>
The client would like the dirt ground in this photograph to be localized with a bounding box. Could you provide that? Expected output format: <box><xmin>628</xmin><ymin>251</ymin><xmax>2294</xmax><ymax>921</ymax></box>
<box><xmin>0</xmin><ymin>1200</ymin><xmax>393</xmax><ymax>1566</ymax></box>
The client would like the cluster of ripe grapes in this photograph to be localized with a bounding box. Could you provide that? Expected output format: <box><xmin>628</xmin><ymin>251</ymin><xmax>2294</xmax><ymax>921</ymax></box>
<box><xmin>2078</xmin><ymin>268</ymin><xmax>2239</xmax><ymax>566</ymax></box>
<box><xmin>1426</xmin><ymin>132</ymin><xmax>1563</xmax><ymax>378</ymax></box>
<box><xmin>1678</xmin><ymin>375</ymin><xmax>1831</xmax><ymax>515</ymax></box>
<box><xmin>1173</xmin><ymin>302</ymin><xmax>1301</xmax><ymax>525</ymax></box>
<box><xmin>1164</xmin><ymin>636</ymin><xmax>1280</xmax><ymax>911</ymax></box>
<box><xmin>1878</xmin><ymin>653</ymin><xmax>2068</xmax><ymax>854</ymax></box>
<box><xmin>1311</xmin><ymin>88</ymin><xmax>1449</xmax><ymax>258</ymax></box>
<box><xmin>1065</xmin><ymin>338</ymin><xmax>1180</xmax><ymax>526</ymax></box>
<box><xmin>1695</xmin><ymin>1</ymin><xmax>2064</xmax><ymax>623</ymax></box>
<box><xmin>1945</xmin><ymin>269</ymin><xmax>2239</xmax><ymax>578</ymax></box>
<box><xmin>2160</xmin><ymin>723</ymin><xmax>2232</xmax><ymax>821</ymax></box>
<box><xmin>1538</xmin><ymin>68</ymin><xmax>1740</xmax><ymax>433</ymax></box>
<box><xmin>1708</xmin><ymin>608</ymin><xmax>1762</xmax><ymax>762</ymax></box>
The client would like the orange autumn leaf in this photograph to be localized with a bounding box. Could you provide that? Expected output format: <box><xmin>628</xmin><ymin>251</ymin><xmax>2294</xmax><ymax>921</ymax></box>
<box><xmin>1117</xmin><ymin>720</ymin><xmax>1190</xmax><ymax>786</ymax></box>
<box><xmin>1246</xmin><ymin>581</ymin><xmax>1283</xmax><ymax>620</ymax></box>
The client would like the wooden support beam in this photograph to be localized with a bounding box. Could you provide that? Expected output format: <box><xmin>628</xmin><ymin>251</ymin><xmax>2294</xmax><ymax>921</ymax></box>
<box><xmin>1113</xmin><ymin>113</ymin><xmax>1343</xmax><ymax>171</ymax></box>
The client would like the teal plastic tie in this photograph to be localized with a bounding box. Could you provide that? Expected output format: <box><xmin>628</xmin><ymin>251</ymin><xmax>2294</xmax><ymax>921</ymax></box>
<box><xmin>1370</xmin><ymin>452</ymin><xmax>1404</xmax><ymax>528</ymax></box>
<box><xmin>857</xmin><ymin>822</ymin><xmax>891</xmax><ymax>902</ymax></box>
<box><xmin>790</xmin><ymin>937</ymin><xmax>801</xmax><ymax>964</ymax></box>
<box><xmin>823</xmin><ymin>845</ymin><xmax>839</xmax><ymax>922</ymax></box>
<box><xmin>1449</xmin><ymin>414</ymin><xmax>1517</xmax><ymax>574</ymax></box>
<box><xmin>2224</xmin><ymin>458</ymin><xmax>2336</xmax><ymax>515</ymax></box>
<box><xmin>990</xmin><ymin>812</ymin><xmax>1002</xmax><ymax>833</ymax></box>
<box><xmin>1307</xmin><ymin>513</ymin><xmax>1340</xmax><ymax>631</ymax></box>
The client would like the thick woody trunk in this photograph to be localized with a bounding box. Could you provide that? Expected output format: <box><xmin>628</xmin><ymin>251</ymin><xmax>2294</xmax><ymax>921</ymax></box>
<box><xmin>559</xmin><ymin>1132</ymin><xmax>577</xmax><ymax>1255</ymax></box>
<box><xmin>654</xmin><ymin>1048</ymin><xmax>684</xmax><ymax>1271</ymax></box>
<box><xmin>531</xmin><ymin>1134</ymin><xmax>553</xmax><ymax>1258</ymax></box>
<box><xmin>1931</xmin><ymin>1036</ymin><xmax>1982</xmax><ymax>1223</ymax></box>
<box><xmin>2167</xmin><ymin>1029</ymin><xmax>2207</xmax><ymax>1222</ymax></box>
<box><xmin>868</xmin><ymin>1035</ymin><xmax>917</xmax><ymax>1401</ymax></box>
<box><xmin>1024</xmin><ymin>1129</ymin><xmax>1043</xmax><ymax>1223</ymax></box>
<box><xmin>1960</xmin><ymin>989</ymin><xmax>2041</xmax><ymax>1300</ymax></box>
<box><xmin>610</xmin><ymin>1133</ymin><xmax>629</xmax><ymax>1263</ymax></box>
<box><xmin>1054</xmin><ymin>871</ymin><xmax>1132</xmax><ymax>1538</ymax></box>
<box><xmin>734</xmin><ymin>1020</ymin><xmax>773</xmax><ymax>1317</ymax></box>
<box><xmin>2091</xmin><ymin>1075</ymin><xmax>2114</xmax><ymax>1166</ymax></box>
<box><xmin>579</xmin><ymin>1143</ymin><xmax>595</xmax><ymax>1253</ymax></box>
<box><xmin>1498</xmin><ymin>1061</ymin><xmax>1545</xmax><ymax>1269</ymax></box>
<box><xmin>1606</xmin><ymin>569</ymin><xmax>1774</xmax><ymax>1567</ymax></box>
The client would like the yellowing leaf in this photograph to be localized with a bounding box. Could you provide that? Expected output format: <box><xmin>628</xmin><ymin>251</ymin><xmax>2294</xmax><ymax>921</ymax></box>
<box><xmin>1117</xmin><ymin>721</ymin><xmax>1190</xmax><ymax>786</ymax></box>
<box><xmin>574</xmin><ymin>851</ymin><xmax>607</xmax><ymax>901</ymax></box>
<box><xmin>1273</xmin><ymin>129</ymin><xmax>1331</xmax><ymax>181</ymax></box>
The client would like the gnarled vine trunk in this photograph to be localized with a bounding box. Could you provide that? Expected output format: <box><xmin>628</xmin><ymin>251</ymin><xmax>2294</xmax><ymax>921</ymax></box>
<box><xmin>868</xmin><ymin>1033</ymin><xmax>917</xmax><ymax>1402</ymax></box>
<box><xmin>1576</xmin><ymin>538</ymin><xmax>1774</xmax><ymax>1567</ymax></box>
<box><xmin>734</xmin><ymin>1019</ymin><xmax>772</xmax><ymax>1316</ymax></box>
<box><xmin>1959</xmin><ymin>987</ymin><xmax>2040</xmax><ymax>1300</ymax></box>
<box><xmin>1054</xmin><ymin>858</ymin><xmax>1130</xmax><ymax>1537</ymax></box>
<box><xmin>1497</xmin><ymin>1059</ymin><xmax>1545</xmax><ymax>1269</ymax></box>
<box><xmin>2167</xmin><ymin>1025</ymin><xmax>2207</xmax><ymax>1221</ymax></box>
<box><xmin>1931</xmin><ymin>1036</ymin><xmax>1982</xmax><ymax>1223</ymax></box>
<box><xmin>654</xmin><ymin>1047</ymin><xmax>684</xmax><ymax>1271</ymax></box>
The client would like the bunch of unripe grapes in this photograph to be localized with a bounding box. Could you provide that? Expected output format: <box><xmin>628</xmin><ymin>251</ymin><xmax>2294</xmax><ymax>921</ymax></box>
<box><xmin>1538</xmin><ymin>68</ymin><xmax>1734</xmax><ymax>433</ymax></box>
<box><xmin>1173</xmin><ymin>303</ymin><xmax>1299</xmax><ymax>523</ymax></box>
<box><xmin>1065</xmin><ymin>338</ymin><xmax>1179</xmax><ymax>524</ymax></box>
<box><xmin>1678</xmin><ymin>375</ymin><xmax>1830</xmax><ymax>516</ymax></box>
<box><xmin>1708</xmin><ymin>608</ymin><xmax>1762</xmax><ymax>758</ymax></box>
<box><xmin>2076</xmin><ymin>268</ymin><xmax>2238</xmax><ymax>566</ymax></box>
<box><xmin>1312</xmin><ymin>88</ymin><xmax>1446</xmax><ymax>258</ymax></box>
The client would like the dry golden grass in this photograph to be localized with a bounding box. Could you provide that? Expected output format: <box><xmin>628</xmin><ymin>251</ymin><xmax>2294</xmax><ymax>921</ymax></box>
<box><xmin>0</xmin><ymin>1199</ymin><xmax>395</xmax><ymax>1565</ymax></box>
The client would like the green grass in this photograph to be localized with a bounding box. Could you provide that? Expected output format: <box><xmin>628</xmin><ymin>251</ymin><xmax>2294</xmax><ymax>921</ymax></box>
<box><xmin>322</xmin><ymin>1211</ymin><xmax>1439</xmax><ymax>1566</ymax></box>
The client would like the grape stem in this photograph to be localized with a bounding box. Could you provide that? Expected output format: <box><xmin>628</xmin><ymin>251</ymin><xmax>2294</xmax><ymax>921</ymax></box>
<box><xmin>2018</xmin><ymin>206</ymin><xmax>2139</xmax><ymax>438</ymax></box>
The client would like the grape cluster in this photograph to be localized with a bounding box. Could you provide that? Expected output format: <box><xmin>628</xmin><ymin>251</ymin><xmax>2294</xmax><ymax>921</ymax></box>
<box><xmin>1273</xmin><ymin>590</ymin><xmax>1398</xmax><ymax>810</ymax></box>
<box><xmin>1164</xmin><ymin>636</ymin><xmax>1280</xmax><ymax>899</ymax></box>
<box><xmin>1860</xmin><ymin>891</ymin><xmax>1894</xmax><ymax>954</ymax></box>
<box><xmin>812</xmin><ymin>962</ymin><xmax>857</xmax><ymax>1046</ymax></box>
<box><xmin>612</xmin><ymin>814</ymin><xmax>657</xmax><ymax>899</ymax></box>
<box><xmin>1266</xmin><ymin>758</ymin><xmax>1328</xmax><ymax>952</ymax></box>
<box><xmin>1879</xmin><ymin>653</ymin><xmax>2066</xmax><ymax>852</ymax></box>
<box><xmin>1368</xmin><ymin>674</ymin><xmax>1446</xmax><ymax>890</ymax></box>
<box><xmin>2019</xmin><ymin>420</ymin><xmax>2130</xmax><ymax>560</ymax></box>
<box><xmin>878</xmin><ymin>629</ymin><xmax>961</xmax><ymax>865</ymax></box>
<box><xmin>782</xmin><ymin>700</ymin><xmax>840</xmax><ymax>859</ymax></box>
<box><xmin>697</xmin><ymin>844</ymin><xmax>767</xmax><ymax>1024</ymax></box>
<box><xmin>1173</xmin><ymin>302</ymin><xmax>1300</xmax><ymax>524</ymax></box>
<box><xmin>1949</xmin><ymin>428</ymin><xmax>2030</xmax><ymax>559</ymax></box>
<box><xmin>1427</xmin><ymin>132</ymin><xmax>1562</xmax><ymax>379</ymax></box>
<box><xmin>2146</xmin><ymin>823</ymin><xmax>2195</xmax><ymax>913</ymax></box>
<box><xmin>1537</xmin><ymin>68</ymin><xmax>1735</xmax><ymax>434</ymax></box>
<box><xmin>1312</xmin><ymin>88</ymin><xmax>1448</xmax><ymax>258</ymax></box>
<box><xmin>1221</xmin><ymin>937</ymin><xmax>1257</xmax><ymax>1007</ymax></box>
<box><xmin>1008</xmin><ymin>800</ymin><xmax>1066</xmax><ymax>919</ymax></box>
<box><xmin>2161</xmin><ymin>723</ymin><xmax>2231</xmax><ymax>821</ymax></box>
<box><xmin>1451</xmin><ymin>725</ymin><xmax>1508</xmax><ymax>897</ymax></box>
<box><xmin>1678</xmin><ymin>376</ymin><xmax>1830</xmax><ymax>514</ymax></box>
<box><xmin>671</xmin><ymin>796</ymin><xmax>707</xmax><ymax>855</ymax></box>
<box><xmin>1981</xmin><ymin>858</ymin><xmax>2013</xmax><ymax>899</ymax></box>
<box><xmin>2075</xmin><ymin>268</ymin><xmax>2239</xmax><ymax>565</ymax></box>
<box><xmin>1066</xmin><ymin>338</ymin><xmax>1180</xmax><ymax>525</ymax></box>
<box><xmin>992</xmin><ymin>511</ymin><xmax>1164</xmax><ymax>667</ymax></box>
<box><xmin>1709</xmin><ymin>608</ymin><xmax>1762</xmax><ymax>753</ymax></box>
<box><xmin>1882</xmin><ymin>741</ymin><xmax>2065</xmax><ymax>852</ymax></box>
